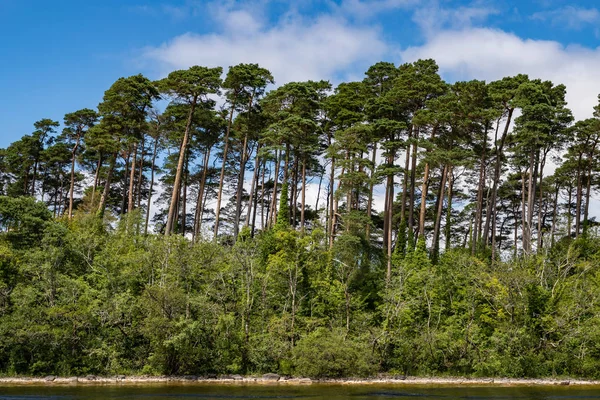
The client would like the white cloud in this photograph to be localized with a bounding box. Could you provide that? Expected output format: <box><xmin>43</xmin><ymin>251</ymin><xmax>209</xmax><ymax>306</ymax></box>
<box><xmin>401</xmin><ymin>27</ymin><xmax>600</xmax><ymax>120</ymax></box>
<box><xmin>412</xmin><ymin>3</ymin><xmax>499</xmax><ymax>36</ymax></box>
<box><xmin>531</xmin><ymin>6</ymin><xmax>600</xmax><ymax>30</ymax></box>
<box><xmin>333</xmin><ymin>0</ymin><xmax>418</xmax><ymax>19</ymax></box>
<box><xmin>128</xmin><ymin>1</ymin><xmax>203</xmax><ymax>20</ymax></box>
<box><xmin>142</xmin><ymin>5</ymin><xmax>387</xmax><ymax>84</ymax></box>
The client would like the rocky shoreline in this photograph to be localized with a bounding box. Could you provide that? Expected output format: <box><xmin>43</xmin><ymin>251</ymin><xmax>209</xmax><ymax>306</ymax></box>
<box><xmin>0</xmin><ymin>374</ymin><xmax>599</xmax><ymax>386</ymax></box>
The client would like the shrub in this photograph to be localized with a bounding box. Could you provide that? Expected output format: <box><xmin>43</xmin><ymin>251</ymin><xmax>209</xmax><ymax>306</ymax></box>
<box><xmin>293</xmin><ymin>328</ymin><xmax>377</xmax><ymax>378</ymax></box>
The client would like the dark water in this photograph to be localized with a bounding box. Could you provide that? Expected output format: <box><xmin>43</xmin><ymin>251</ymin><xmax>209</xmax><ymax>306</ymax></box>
<box><xmin>1</xmin><ymin>384</ymin><xmax>600</xmax><ymax>400</ymax></box>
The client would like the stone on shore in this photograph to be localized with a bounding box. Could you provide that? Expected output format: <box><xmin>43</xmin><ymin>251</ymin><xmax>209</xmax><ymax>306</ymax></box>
<box><xmin>261</xmin><ymin>373</ymin><xmax>280</xmax><ymax>381</ymax></box>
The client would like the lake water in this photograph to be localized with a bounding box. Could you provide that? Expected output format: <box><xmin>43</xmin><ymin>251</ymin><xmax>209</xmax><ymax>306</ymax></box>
<box><xmin>0</xmin><ymin>384</ymin><xmax>599</xmax><ymax>399</ymax></box>
<box><xmin>1</xmin><ymin>384</ymin><xmax>600</xmax><ymax>400</ymax></box>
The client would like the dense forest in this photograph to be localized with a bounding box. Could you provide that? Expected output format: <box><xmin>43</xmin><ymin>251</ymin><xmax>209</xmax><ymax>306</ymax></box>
<box><xmin>1</xmin><ymin>60</ymin><xmax>600</xmax><ymax>378</ymax></box>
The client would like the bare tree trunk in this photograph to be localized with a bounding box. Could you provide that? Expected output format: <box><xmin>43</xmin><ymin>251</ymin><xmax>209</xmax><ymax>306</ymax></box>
<box><xmin>127</xmin><ymin>143</ymin><xmax>137</xmax><ymax>213</ymax></box>
<box><xmin>567</xmin><ymin>183</ymin><xmax>572</xmax><ymax>237</ymax></box>
<box><xmin>551</xmin><ymin>184</ymin><xmax>559</xmax><ymax>245</ymax></box>
<box><xmin>136</xmin><ymin>137</ymin><xmax>145</xmax><ymax>209</ymax></box>
<box><xmin>408</xmin><ymin>128</ymin><xmax>419</xmax><ymax>237</ymax></box>
<box><xmin>445</xmin><ymin>166</ymin><xmax>454</xmax><ymax>251</ymax></box>
<box><xmin>484</xmin><ymin>109</ymin><xmax>514</xmax><ymax>247</ymax></box>
<box><xmin>473</xmin><ymin>120</ymin><xmax>493</xmax><ymax>253</ymax></box>
<box><xmin>524</xmin><ymin>150</ymin><xmax>537</xmax><ymax>255</ymax></box>
<box><xmin>366</xmin><ymin>143</ymin><xmax>377</xmax><ymax>238</ymax></box>
<box><xmin>401</xmin><ymin>126</ymin><xmax>413</xmax><ymax>224</ymax></box>
<box><xmin>120</xmin><ymin>152</ymin><xmax>130</xmax><ymax>216</ymax></box>
<box><xmin>91</xmin><ymin>154</ymin><xmax>103</xmax><ymax>207</ymax></box>
<box><xmin>234</xmin><ymin>134</ymin><xmax>250</xmax><ymax>238</ymax></box>
<box><xmin>260</xmin><ymin>159</ymin><xmax>267</xmax><ymax>230</ymax></box>
<box><xmin>400</xmin><ymin>146</ymin><xmax>411</xmax><ymax>222</ymax></box>
<box><xmin>68</xmin><ymin>137</ymin><xmax>80</xmax><ymax>219</ymax></box>
<box><xmin>521</xmin><ymin>170</ymin><xmax>528</xmax><ymax>251</ymax></box>
<box><xmin>584</xmin><ymin>165</ymin><xmax>593</xmax><ymax>235</ymax></box>
<box><xmin>269</xmin><ymin>150</ymin><xmax>281</xmax><ymax>228</ymax></box>
<box><xmin>418</xmin><ymin>162</ymin><xmax>431</xmax><ymax>238</ymax></box>
<box><xmin>245</xmin><ymin>145</ymin><xmax>261</xmax><ymax>227</ymax></box>
<box><xmin>145</xmin><ymin>137</ymin><xmax>159</xmax><ymax>235</ymax></box>
<box><xmin>193</xmin><ymin>146</ymin><xmax>211</xmax><ymax>240</ymax></box>
<box><xmin>166</xmin><ymin>97</ymin><xmax>197</xmax><ymax>235</ymax></box>
<box><xmin>575</xmin><ymin>159</ymin><xmax>582</xmax><ymax>237</ymax></box>
<box><xmin>300</xmin><ymin>157</ymin><xmax>307</xmax><ymax>232</ymax></box>
<box><xmin>315</xmin><ymin>165</ymin><xmax>325</xmax><ymax>216</ymax></box>
<box><xmin>180</xmin><ymin>152</ymin><xmax>189</xmax><ymax>235</ymax></box>
<box><xmin>250</xmin><ymin>159</ymin><xmax>262</xmax><ymax>237</ymax></box>
<box><xmin>330</xmin><ymin>166</ymin><xmax>344</xmax><ymax>248</ymax></box>
<box><xmin>418</xmin><ymin>126</ymin><xmax>436</xmax><ymax>239</ymax></box>
<box><xmin>386</xmin><ymin>169</ymin><xmax>394</xmax><ymax>281</ymax></box>
<box><xmin>97</xmin><ymin>152</ymin><xmax>117</xmax><ymax>218</ymax></box>
<box><xmin>432</xmin><ymin>165</ymin><xmax>448</xmax><ymax>257</ymax></box>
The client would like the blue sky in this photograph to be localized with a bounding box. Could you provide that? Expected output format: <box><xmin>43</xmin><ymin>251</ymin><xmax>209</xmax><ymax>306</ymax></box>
<box><xmin>2</xmin><ymin>0</ymin><xmax>600</xmax><ymax>148</ymax></box>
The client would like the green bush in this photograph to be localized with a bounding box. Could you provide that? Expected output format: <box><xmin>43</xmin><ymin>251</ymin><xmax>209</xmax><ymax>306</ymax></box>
<box><xmin>293</xmin><ymin>328</ymin><xmax>377</xmax><ymax>378</ymax></box>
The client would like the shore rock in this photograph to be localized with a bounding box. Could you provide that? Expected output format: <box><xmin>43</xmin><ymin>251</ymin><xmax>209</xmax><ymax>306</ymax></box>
<box><xmin>44</xmin><ymin>376</ymin><xmax>56</xmax><ymax>382</ymax></box>
<box><xmin>262</xmin><ymin>373</ymin><xmax>280</xmax><ymax>381</ymax></box>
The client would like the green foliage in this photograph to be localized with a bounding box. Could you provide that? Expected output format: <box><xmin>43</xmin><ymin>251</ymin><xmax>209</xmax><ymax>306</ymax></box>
<box><xmin>0</xmin><ymin>196</ymin><xmax>52</xmax><ymax>247</ymax></box>
<box><xmin>293</xmin><ymin>328</ymin><xmax>377</xmax><ymax>378</ymax></box>
<box><xmin>3</xmin><ymin>58</ymin><xmax>600</xmax><ymax>380</ymax></box>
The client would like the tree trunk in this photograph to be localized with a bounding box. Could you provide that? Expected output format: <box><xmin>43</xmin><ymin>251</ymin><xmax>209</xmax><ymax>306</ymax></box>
<box><xmin>245</xmin><ymin>145</ymin><xmax>261</xmax><ymax>227</ymax></box>
<box><xmin>97</xmin><ymin>152</ymin><xmax>117</xmax><ymax>218</ymax></box>
<box><xmin>127</xmin><ymin>143</ymin><xmax>137</xmax><ymax>213</ymax></box>
<box><xmin>68</xmin><ymin>137</ymin><xmax>80</xmax><ymax>219</ymax></box>
<box><xmin>575</xmin><ymin>158</ymin><xmax>582</xmax><ymax>237</ymax></box>
<box><xmin>418</xmin><ymin>126</ymin><xmax>436</xmax><ymax>239</ymax></box>
<box><xmin>418</xmin><ymin>159</ymin><xmax>430</xmax><ymax>239</ymax></box>
<box><xmin>401</xmin><ymin>126</ymin><xmax>413</xmax><ymax>224</ymax></box>
<box><xmin>120</xmin><ymin>152</ymin><xmax>130</xmax><ymax>216</ymax></box>
<box><xmin>483</xmin><ymin>108</ymin><xmax>514</xmax><ymax>247</ymax></box>
<box><xmin>269</xmin><ymin>150</ymin><xmax>282</xmax><ymax>228</ymax></box>
<box><xmin>551</xmin><ymin>184</ymin><xmax>559</xmax><ymax>245</ymax></box>
<box><xmin>386</xmin><ymin>167</ymin><xmax>394</xmax><ymax>282</ymax></box>
<box><xmin>584</xmin><ymin>165</ymin><xmax>593</xmax><ymax>235</ymax></box>
<box><xmin>234</xmin><ymin>133</ymin><xmax>250</xmax><ymax>238</ymax></box>
<box><xmin>300</xmin><ymin>156</ymin><xmax>307</xmax><ymax>232</ymax></box>
<box><xmin>521</xmin><ymin>170</ymin><xmax>528</xmax><ymax>251</ymax></box>
<box><xmin>315</xmin><ymin>165</ymin><xmax>325</xmax><ymax>217</ymax></box>
<box><xmin>366</xmin><ymin>143</ymin><xmax>377</xmax><ymax>238</ymax></box>
<box><xmin>136</xmin><ymin>137</ymin><xmax>145</xmax><ymax>209</ymax></box>
<box><xmin>473</xmin><ymin>120</ymin><xmax>493</xmax><ymax>253</ymax></box>
<box><xmin>445</xmin><ymin>166</ymin><xmax>454</xmax><ymax>251</ymax></box>
<box><xmin>250</xmin><ymin>159</ymin><xmax>262</xmax><ymax>237</ymax></box>
<box><xmin>260</xmin><ymin>159</ymin><xmax>267</xmax><ymax>230</ymax></box>
<box><xmin>180</xmin><ymin>152</ymin><xmax>189</xmax><ymax>235</ymax></box>
<box><xmin>91</xmin><ymin>154</ymin><xmax>103</xmax><ymax>207</ymax></box>
<box><xmin>193</xmin><ymin>146</ymin><xmax>211</xmax><ymax>240</ymax></box>
<box><xmin>408</xmin><ymin>128</ymin><xmax>419</xmax><ymax>236</ymax></box>
<box><xmin>432</xmin><ymin>165</ymin><xmax>448</xmax><ymax>257</ymax></box>
<box><xmin>291</xmin><ymin>155</ymin><xmax>298</xmax><ymax>227</ymax></box>
<box><xmin>145</xmin><ymin>137</ymin><xmax>159</xmax><ymax>235</ymax></box>
<box><xmin>524</xmin><ymin>150</ymin><xmax>538</xmax><ymax>255</ymax></box>
<box><xmin>166</xmin><ymin>97</ymin><xmax>197</xmax><ymax>235</ymax></box>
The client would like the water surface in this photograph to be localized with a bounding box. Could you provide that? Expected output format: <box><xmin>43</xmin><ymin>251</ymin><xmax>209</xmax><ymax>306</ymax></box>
<box><xmin>1</xmin><ymin>384</ymin><xmax>599</xmax><ymax>400</ymax></box>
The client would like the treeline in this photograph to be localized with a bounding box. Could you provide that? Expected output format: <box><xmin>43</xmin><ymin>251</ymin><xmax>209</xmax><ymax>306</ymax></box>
<box><xmin>1</xmin><ymin>60</ymin><xmax>600</xmax><ymax>378</ymax></box>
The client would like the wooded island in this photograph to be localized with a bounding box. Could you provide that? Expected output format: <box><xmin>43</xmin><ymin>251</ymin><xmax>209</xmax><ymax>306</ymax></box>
<box><xmin>0</xmin><ymin>60</ymin><xmax>599</xmax><ymax>378</ymax></box>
